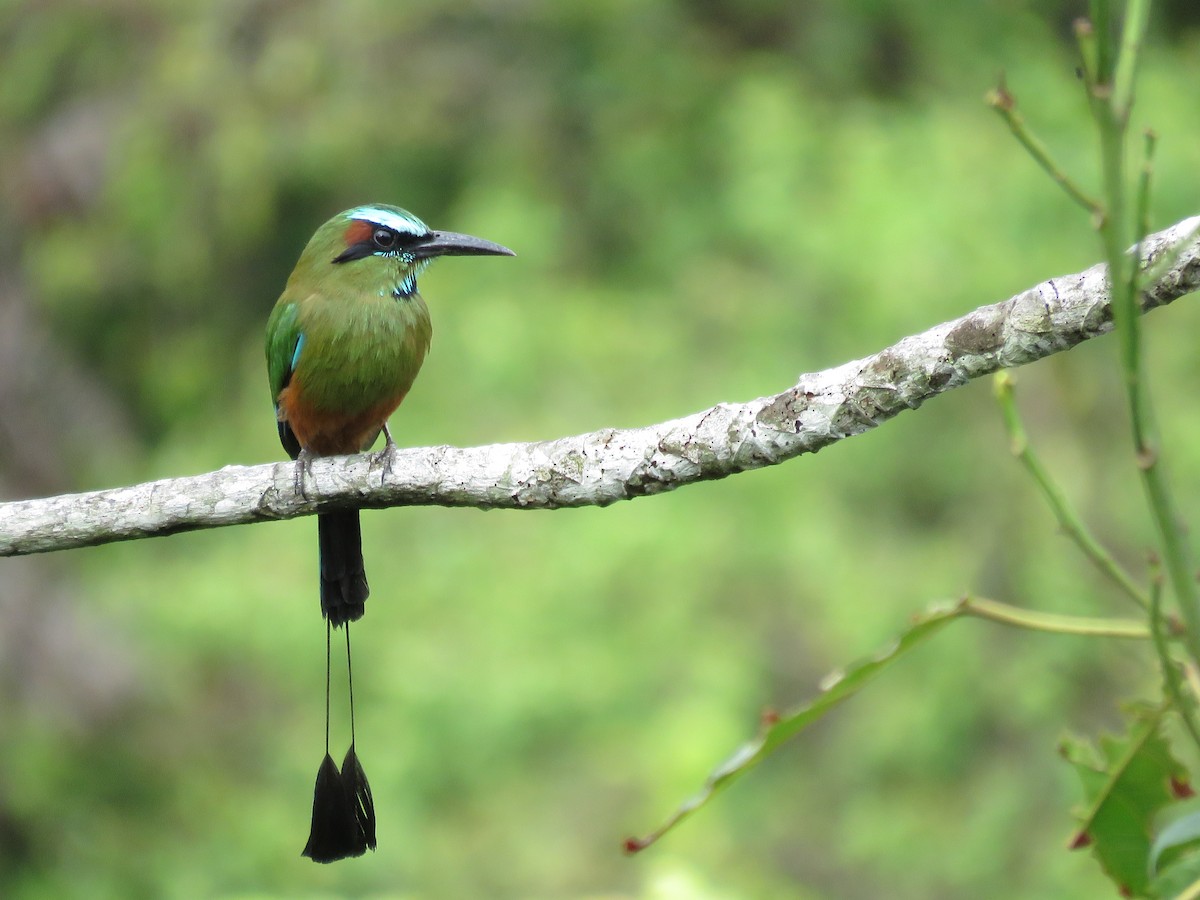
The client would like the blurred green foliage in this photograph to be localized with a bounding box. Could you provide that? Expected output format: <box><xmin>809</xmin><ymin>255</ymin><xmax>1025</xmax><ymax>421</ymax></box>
<box><xmin>2</xmin><ymin>1</ymin><xmax>1200</xmax><ymax>897</ymax></box>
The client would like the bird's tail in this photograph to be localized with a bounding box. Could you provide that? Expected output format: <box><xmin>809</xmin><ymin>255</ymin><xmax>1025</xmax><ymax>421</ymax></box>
<box><xmin>317</xmin><ymin>511</ymin><xmax>369</xmax><ymax>626</ymax></box>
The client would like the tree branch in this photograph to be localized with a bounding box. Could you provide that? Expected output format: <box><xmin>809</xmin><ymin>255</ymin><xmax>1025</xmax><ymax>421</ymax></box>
<box><xmin>3</xmin><ymin>215</ymin><xmax>1200</xmax><ymax>558</ymax></box>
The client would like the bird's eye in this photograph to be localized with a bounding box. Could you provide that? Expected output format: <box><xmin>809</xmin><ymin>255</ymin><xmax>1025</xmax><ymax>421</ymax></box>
<box><xmin>372</xmin><ymin>229</ymin><xmax>397</xmax><ymax>250</ymax></box>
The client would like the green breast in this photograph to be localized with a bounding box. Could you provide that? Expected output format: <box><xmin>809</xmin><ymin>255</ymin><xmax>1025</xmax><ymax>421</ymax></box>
<box><xmin>289</xmin><ymin>289</ymin><xmax>433</xmax><ymax>415</ymax></box>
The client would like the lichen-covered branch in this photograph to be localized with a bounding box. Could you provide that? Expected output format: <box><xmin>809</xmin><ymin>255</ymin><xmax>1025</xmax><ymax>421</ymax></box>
<box><xmin>3</xmin><ymin>215</ymin><xmax>1199</xmax><ymax>558</ymax></box>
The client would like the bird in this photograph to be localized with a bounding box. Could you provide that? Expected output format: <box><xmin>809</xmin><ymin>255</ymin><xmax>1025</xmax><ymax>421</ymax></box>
<box><xmin>265</xmin><ymin>204</ymin><xmax>514</xmax><ymax>862</ymax></box>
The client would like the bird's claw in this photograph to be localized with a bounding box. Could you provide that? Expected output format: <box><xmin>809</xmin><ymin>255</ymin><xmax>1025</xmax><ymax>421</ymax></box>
<box><xmin>373</xmin><ymin>423</ymin><xmax>398</xmax><ymax>473</ymax></box>
<box><xmin>294</xmin><ymin>449</ymin><xmax>315</xmax><ymax>501</ymax></box>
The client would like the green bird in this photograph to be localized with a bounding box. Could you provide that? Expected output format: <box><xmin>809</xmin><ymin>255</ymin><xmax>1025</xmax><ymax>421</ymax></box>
<box><xmin>266</xmin><ymin>204</ymin><xmax>514</xmax><ymax>862</ymax></box>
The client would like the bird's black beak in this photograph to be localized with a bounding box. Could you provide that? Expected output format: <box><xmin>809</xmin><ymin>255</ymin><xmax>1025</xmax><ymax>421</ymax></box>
<box><xmin>412</xmin><ymin>231</ymin><xmax>515</xmax><ymax>260</ymax></box>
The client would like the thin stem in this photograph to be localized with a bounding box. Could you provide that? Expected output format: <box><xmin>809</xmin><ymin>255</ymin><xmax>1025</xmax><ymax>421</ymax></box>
<box><xmin>993</xmin><ymin>372</ymin><xmax>1147</xmax><ymax>609</ymax></box>
<box><xmin>1075</xmin><ymin>18</ymin><xmax>1099</xmax><ymax>89</ymax></box>
<box><xmin>1130</xmin><ymin>129</ymin><xmax>1156</xmax><ymax>295</ymax></box>
<box><xmin>962</xmin><ymin>595</ymin><xmax>1150</xmax><ymax>639</ymax></box>
<box><xmin>986</xmin><ymin>83</ymin><xmax>1102</xmax><ymax>216</ymax></box>
<box><xmin>1149</xmin><ymin>564</ymin><xmax>1200</xmax><ymax>752</ymax></box>
<box><xmin>1112</xmin><ymin>0</ymin><xmax>1152</xmax><ymax>122</ymax></box>
<box><xmin>1089</xmin><ymin>0</ymin><xmax>1114</xmax><ymax>85</ymax></box>
<box><xmin>1090</xmin><ymin>0</ymin><xmax>1200</xmax><ymax>666</ymax></box>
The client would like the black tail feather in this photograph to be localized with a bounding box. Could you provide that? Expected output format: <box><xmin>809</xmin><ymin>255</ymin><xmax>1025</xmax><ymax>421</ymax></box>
<box><xmin>342</xmin><ymin>743</ymin><xmax>377</xmax><ymax>851</ymax></box>
<box><xmin>302</xmin><ymin>752</ymin><xmax>371</xmax><ymax>863</ymax></box>
<box><xmin>318</xmin><ymin>511</ymin><xmax>369</xmax><ymax>626</ymax></box>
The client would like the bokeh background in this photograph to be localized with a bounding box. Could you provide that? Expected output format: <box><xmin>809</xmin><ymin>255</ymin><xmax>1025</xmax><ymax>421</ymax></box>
<box><xmin>2</xmin><ymin>1</ymin><xmax>1200</xmax><ymax>897</ymax></box>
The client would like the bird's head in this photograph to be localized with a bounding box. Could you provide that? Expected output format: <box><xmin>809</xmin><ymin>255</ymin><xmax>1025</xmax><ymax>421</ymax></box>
<box><xmin>292</xmin><ymin>204</ymin><xmax>514</xmax><ymax>299</ymax></box>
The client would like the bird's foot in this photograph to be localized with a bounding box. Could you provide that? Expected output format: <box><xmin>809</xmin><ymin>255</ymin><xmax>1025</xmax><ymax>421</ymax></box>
<box><xmin>294</xmin><ymin>449</ymin><xmax>315</xmax><ymax>501</ymax></box>
<box><xmin>373</xmin><ymin>424</ymin><xmax>398</xmax><ymax>473</ymax></box>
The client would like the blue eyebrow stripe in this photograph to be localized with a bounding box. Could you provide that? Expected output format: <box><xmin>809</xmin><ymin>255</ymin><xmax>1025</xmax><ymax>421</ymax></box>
<box><xmin>345</xmin><ymin>205</ymin><xmax>429</xmax><ymax>237</ymax></box>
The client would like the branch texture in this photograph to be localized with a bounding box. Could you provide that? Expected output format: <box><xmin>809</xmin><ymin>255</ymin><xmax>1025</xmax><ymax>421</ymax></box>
<box><xmin>3</xmin><ymin>216</ymin><xmax>1200</xmax><ymax>557</ymax></box>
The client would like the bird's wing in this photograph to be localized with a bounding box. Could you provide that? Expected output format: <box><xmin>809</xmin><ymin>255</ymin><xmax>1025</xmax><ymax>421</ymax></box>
<box><xmin>266</xmin><ymin>300</ymin><xmax>302</xmax><ymax>398</ymax></box>
<box><xmin>265</xmin><ymin>300</ymin><xmax>304</xmax><ymax>458</ymax></box>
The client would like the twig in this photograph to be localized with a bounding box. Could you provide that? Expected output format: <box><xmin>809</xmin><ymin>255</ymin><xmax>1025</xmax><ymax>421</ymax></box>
<box><xmin>993</xmin><ymin>372</ymin><xmax>1147</xmax><ymax>609</ymax></box>
<box><xmin>1148</xmin><ymin>560</ymin><xmax>1200</xmax><ymax>752</ymax></box>
<box><xmin>1090</xmin><ymin>0</ymin><xmax>1200</xmax><ymax>666</ymax></box>
<box><xmin>962</xmin><ymin>595</ymin><xmax>1149</xmax><ymax>639</ymax></box>
<box><xmin>986</xmin><ymin>80</ymin><xmax>1102</xmax><ymax>217</ymax></box>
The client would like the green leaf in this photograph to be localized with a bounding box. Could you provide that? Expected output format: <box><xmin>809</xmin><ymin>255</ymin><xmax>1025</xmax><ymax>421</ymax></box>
<box><xmin>1061</xmin><ymin>704</ymin><xmax>1193</xmax><ymax>898</ymax></box>
<box><xmin>626</xmin><ymin>600</ymin><xmax>964</xmax><ymax>853</ymax></box>
<box><xmin>1150</xmin><ymin>799</ymin><xmax>1200</xmax><ymax>878</ymax></box>
<box><xmin>1149</xmin><ymin>846</ymin><xmax>1200</xmax><ymax>899</ymax></box>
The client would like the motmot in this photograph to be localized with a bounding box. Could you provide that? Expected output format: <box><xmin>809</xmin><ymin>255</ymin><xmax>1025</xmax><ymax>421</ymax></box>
<box><xmin>266</xmin><ymin>204</ymin><xmax>513</xmax><ymax>862</ymax></box>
